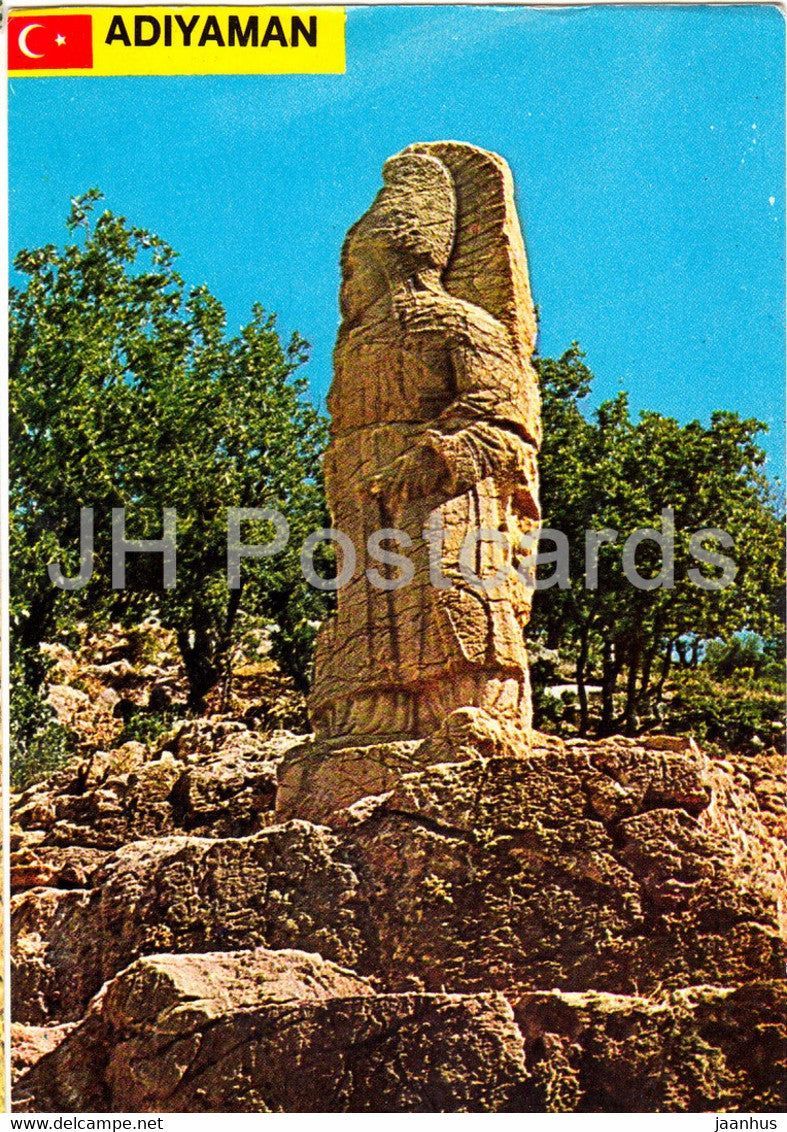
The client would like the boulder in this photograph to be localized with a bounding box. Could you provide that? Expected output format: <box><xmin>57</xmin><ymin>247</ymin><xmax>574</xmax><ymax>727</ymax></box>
<box><xmin>513</xmin><ymin>981</ymin><xmax>787</xmax><ymax>1112</ymax></box>
<box><xmin>12</xmin><ymin>821</ymin><xmax>375</xmax><ymax>1025</ymax></box>
<box><xmin>11</xmin><ymin>725</ymin><xmax>298</xmax><ymax>860</ymax></box>
<box><xmin>11</xmin><ymin>1023</ymin><xmax>75</xmax><ymax>1086</ymax></box>
<box><xmin>15</xmin><ymin>948</ymin><xmax>528</xmax><ymax>1113</ymax></box>
<box><xmin>337</xmin><ymin>732</ymin><xmax>785</xmax><ymax>997</ymax></box>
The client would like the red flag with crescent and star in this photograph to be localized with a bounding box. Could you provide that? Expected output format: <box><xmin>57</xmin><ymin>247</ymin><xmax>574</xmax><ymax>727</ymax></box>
<box><xmin>8</xmin><ymin>13</ymin><xmax>93</xmax><ymax>70</ymax></box>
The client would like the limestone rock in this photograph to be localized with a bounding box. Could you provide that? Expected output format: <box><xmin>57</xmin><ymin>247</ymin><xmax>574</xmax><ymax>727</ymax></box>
<box><xmin>40</xmin><ymin>621</ymin><xmax>189</xmax><ymax>755</ymax></box>
<box><xmin>276</xmin><ymin>736</ymin><xmax>422</xmax><ymax>823</ymax></box>
<box><xmin>340</xmin><ymin>735</ymin><xmax>785</xmax><ymax>997</ymax></box>
<box><xmin>10</xmin><ymin>844</ymin><xmax>109</xmax><ymax>892</ymax></box>
<box><xmin>11</xmin><ymin>723</ymin><xmax>296</xmax><ymax>864</ymax></box>
<box><xmin>14</xmin><ymin>948</ymin><xmax>528</xmax><ymax>1113</ymax></box>
<box><xmin>513</xmin><ymin>981</ymin><xmax>786</xmax><ymax>1112</ymax></box>
<box><xmin>702</xmin><ymin>749</ymin><xmax>787</xmax><ymax>925</ymax></box>
<box><xmin>276</xmin><ymin>706</ymin><xmax>525</xmax><ymax>823</ymax></box>
<box><xmin>12</xmin><ymin>728</ymin><xmax>786</xmax><ymax>1110</ymax></box>
<box><xmin>11</xmin><ymin>1023</ymin><xmax>75</xmax><ymax>1086</ymax></box>
<box><xmin>12</xmin><ymin>822</ymin><xmax>375</xmax><ymax>1025</ymax></box>
<box><xmin>12</xmin><ymin>887</ymin><xmax>94</xmax><ymax>1025</ymax></box>
<box><xmin>16</xmin><ymin>728</ymin><xmax>784</xmax><ymax>1035</ymax></box>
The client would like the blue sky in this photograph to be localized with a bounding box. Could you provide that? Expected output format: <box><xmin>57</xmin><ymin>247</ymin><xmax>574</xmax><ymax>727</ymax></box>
<box><xmin>9</xmin><ymin>4</ymin><xmax>786</xmax><ymax>481</ymax></box>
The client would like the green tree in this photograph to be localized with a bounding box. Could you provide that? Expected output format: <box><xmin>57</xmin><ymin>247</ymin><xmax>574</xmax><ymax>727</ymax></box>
<box><xmin>532</xmin><ymin>346</ymin><xmax>785</xmax><ymax>737</ymax></box>
<box><xmin>704</xmin><ymin>631</ymin><xmax>785</xmax><ymax>682</ymax></box>
<box><xmin>10</xmin><ymin>191</ymin><xmax>329</xmax><ymax>733</ymax></box>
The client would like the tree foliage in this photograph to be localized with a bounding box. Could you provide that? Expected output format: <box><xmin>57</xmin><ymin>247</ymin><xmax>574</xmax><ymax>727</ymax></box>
<box><xmin>531</xmin><ymin>345</ymin><xmax>785</xmax><ymax>736</ymax></box>
<box><xmin>10</xmin><ymin>195</ymin><xmax>784</xmax><ymax>780</ymax></box>
<box><xmin>10</xmin><ymin>191</ymin><xmax>329</xmax><ymax>738</ymax></box>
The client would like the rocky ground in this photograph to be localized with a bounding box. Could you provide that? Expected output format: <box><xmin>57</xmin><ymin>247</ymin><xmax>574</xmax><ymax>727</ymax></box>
<box><xmin>11</xmin><ymin>626</ymin><xmax>787</xmax><ymax>1112</ymax></box>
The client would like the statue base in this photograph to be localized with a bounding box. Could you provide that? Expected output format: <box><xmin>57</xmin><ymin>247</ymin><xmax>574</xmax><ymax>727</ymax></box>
<box><xmin>275</xmin><ymin>707</ymin><xmax>530</xmax><ymax>824</ymax></box>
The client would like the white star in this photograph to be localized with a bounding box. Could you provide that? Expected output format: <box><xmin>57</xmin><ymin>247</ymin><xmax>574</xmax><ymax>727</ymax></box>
<box><xmin>55</xmin><ymin>33</ymin><xmax>66</xmax><ymax>46</ymax></box>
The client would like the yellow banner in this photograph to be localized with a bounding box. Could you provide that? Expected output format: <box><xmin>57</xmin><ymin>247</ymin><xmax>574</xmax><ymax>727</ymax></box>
<box><xmin>8</xmin><ymin>6</ymin><xmax>345</xmax><ymax>76</ymax></box>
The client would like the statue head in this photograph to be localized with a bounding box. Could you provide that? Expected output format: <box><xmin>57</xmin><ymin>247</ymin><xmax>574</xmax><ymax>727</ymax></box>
<box><xmin>338</xmin><ymin>141</ymin><xmax>537</xmax><ymax>360</ymax></box>
<box><xmin>340</xmin><ymin>151</ymin><xmax>456</xmax><ymax>322</ymax></box>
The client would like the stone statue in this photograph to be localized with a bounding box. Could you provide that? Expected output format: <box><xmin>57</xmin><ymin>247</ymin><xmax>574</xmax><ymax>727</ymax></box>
<box><xmin>308</xmin><ymin>141</ymin><xmax>541</xmax><ymax>745</ymax></box>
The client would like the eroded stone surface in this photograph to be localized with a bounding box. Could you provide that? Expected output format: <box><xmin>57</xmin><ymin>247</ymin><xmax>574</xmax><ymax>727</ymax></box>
<box><xmin>276</xmin><ymin>736</ymin><xmax>422</xmax><ymax>823</ymax></box>
<box><xmin>11</xmin><ymin>1023</ymin><xmax>75</xmax><ymax>1086</ymax></box>
<box><xmin>308</xmin><ymin>142</ymin><xmax>540</xmax><ymax>746</ymax></box>
<box><xmin>513</xmin><ymin>982</ymin><xmax>787</xmax><ymax>1112</ymax></box>
<box><xmin>15</xmin><ymin>949</ymin><xmax>527</xmax><ymax>1113</ymax></box>
<box><xmin>11</xmin><ymin>722</ymin><xmax>298</xmax><ymax>864</ymax></box>
<box><xmin>338</xmin><ymin>731</ymin><xmax>785</xmax><ymax>997</ymax></box>
<box><xmin>12</xmin><ymin>727</ymin><xmax>786</xmax><ymax>1110</ymax></box>
<box><xmin>14</xmin><ymin>725</ymin><xmax>784</xmax><ymax>1031</ymax></box>
<box><xmin>12</xmin><ymin>822</ymin><xmax>376</xmax><ymax>1025</ymax></box>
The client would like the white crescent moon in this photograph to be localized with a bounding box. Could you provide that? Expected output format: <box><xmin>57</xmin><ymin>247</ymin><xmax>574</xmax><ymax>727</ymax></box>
<box><xmin>19</xmin><ymin>24</ymin><xmax>45</xmax><ymax>59</ymax></box>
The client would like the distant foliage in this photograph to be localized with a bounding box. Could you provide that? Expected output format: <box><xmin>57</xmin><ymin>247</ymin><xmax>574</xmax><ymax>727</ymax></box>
<box><xmin>703</xmin><ymin>631</ymin><xmax>785</xmax><ymax>684</ymax></box>
<box><xmin>10</xmin><ymin>192</ymin><xmax>330</xmax><ymax>779</ymax></box>
<box><xmin>531</xmin><ymin>344</ymin><xmax>785</xmax><ymax>739</ymax></box>
<box><xmin>666</xmin><ymin>667</ymin><xmax>785</xmax><ymax>755</ymax></box>
<box><xmin>9</xmin><ymin>658</ymin><xmax>77</xmax><ymax>789</ymax></box>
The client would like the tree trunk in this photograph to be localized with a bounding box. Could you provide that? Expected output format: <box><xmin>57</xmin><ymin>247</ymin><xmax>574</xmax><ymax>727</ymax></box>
<box><xmin>17</xmin><ymin>591</ymin><xmax>60</xmax><ymax>685</ymax></box>
<box><xmin>640</xmin><ymin>644</ymin><xmax>656</xmax><ymax>704</ymax></box>
<box><xmin>546</xmin><ymin>620</ymin><xmax>563</xmax><ymax>651</ymax></box>
<box><xmin>655</xmin><ymin>640</ymin><xmax>674</xmax><ymax>702</ymax></box>
<box><xmin>575</xmin><ymin>622</ymin><xmax>590</xmax><ymax>736</ymax></box>
<box><xmin>177</xmin><ymin>627</ymin><xmax>219</xmax><ymax>712</ymax></box>
<box><xmin>218</xmin><ymin>589</ymin><xmax>243</xmax><ymax>711</ymax></box>
<box><xmin>623</xmin><ymin>634</ymin><xmax>642</xmax><ymax>736</ymax></box>
<box><xmin>638</xmin><ymin>615</ymin><xmax>664</xmax><ymax>715</ymax></box>
<box><xmin>599</xmin><ymin>639</ymin><xmax>620</xmax><ymax>736</ymax></box>
<box><xmin>178</xmin><ymin>590</ymin><xmax>244</xmax><ymax>712</ymax></box>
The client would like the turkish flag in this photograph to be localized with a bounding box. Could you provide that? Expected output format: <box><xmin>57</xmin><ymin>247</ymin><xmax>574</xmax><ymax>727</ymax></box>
<box><xmin>9</xmin><ymin>14</ymin><xmax>93</xmax><ymax>70</ymax></box>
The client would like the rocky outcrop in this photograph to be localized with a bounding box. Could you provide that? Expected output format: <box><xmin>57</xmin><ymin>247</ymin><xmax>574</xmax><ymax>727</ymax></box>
<box><xmin>13</xmin><ymin>822</ymin><xmax>375</xmax><ymax>1025</ymax></box>
<box><xmin>14</xmin><ymin>948</ymin><xmax>529</xmax><ymax>1113</ymax></box>
<box><xmin>13</xmin><ymin>712</ymin><xmax>786</xmax><ymax>1111</ymax></box>
<box><xmin>332</xmin><ymin>726</ymin><xmax>784</xmax><ymax>999</ymax></box>
<box><xmin>12</xmin><ymin>722</ymin><xmax>299</xmax><ymax>867</ymax></box>
<box><xmin>513</xmin><ymin>981</ymin><xmax>786</xmax><ymax>1112</ymax></box>
<box><xmin>11</xmin><ymin>1023</ymin><xmax>75</xmax><ymax>1088</ymax></box>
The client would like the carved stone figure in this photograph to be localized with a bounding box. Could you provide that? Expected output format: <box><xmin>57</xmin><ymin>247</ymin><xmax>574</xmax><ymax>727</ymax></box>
<box><xmin>308</xmin><ymin>141</ymin><xmax>541</xmax><ymax>744</ymax></box>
